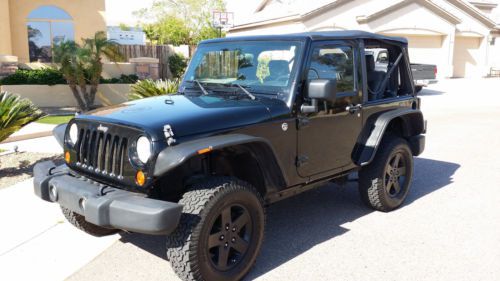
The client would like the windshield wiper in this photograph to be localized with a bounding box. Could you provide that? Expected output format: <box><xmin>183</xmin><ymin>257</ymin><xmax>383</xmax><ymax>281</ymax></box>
<box><xmin>185</xmin><ymin>80</ymin><xmax>209</xmax><ymax>95</ymax></box>
<box><xmin>223</xmin><ymin>83</ymin><xmax>256</xmax><ymax>100</ymax></box>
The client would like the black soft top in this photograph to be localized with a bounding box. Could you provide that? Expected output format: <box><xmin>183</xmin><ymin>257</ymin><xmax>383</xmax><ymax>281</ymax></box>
<box><xmin>202</xmin><ymin>30</ymin><xmax>408</xmax><ymax>45</ymax></box>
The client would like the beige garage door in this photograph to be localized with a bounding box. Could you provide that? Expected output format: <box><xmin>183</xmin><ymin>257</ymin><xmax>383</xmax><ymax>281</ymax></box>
<box><xmin>453</xmin><ymin>36</ymin><xmax>482</xmax><ymax>78</ymax></box>
<box><xmin>405</xmin><ymin>35</ymin><xmax>443</xmax><ymax>63</ymax></box>
<box><xmin>403</xmin><ymin>35</ymin><xmax>446</xmax><ymax>78</ymax></box>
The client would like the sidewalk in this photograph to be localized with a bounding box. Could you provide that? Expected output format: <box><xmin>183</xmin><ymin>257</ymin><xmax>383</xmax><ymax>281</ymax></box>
<box><xmin>1</xmin><ymin>123</ymin><xmax>57</xmax><ymax>144</ymax></box>
<box><xmin>0</xmin><ymin>132</ymin><xmax>62</xmax><ymax>153</ymax></box>
<box><xmin>0</xmin><ymin>179</ymin><xmax>119</xmax><ymax>281</ymax></box>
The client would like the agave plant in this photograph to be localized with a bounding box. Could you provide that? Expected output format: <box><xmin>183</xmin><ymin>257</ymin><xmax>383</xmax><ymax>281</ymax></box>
<box><xmin>0</xmin><ymin>92</ymin><xmax>45</xmax><ymax>143</ymax></box>
<box><xmin>129</xmin><ymin>79</ymin><xmax>180</xmax><ymax>100</ymax></box>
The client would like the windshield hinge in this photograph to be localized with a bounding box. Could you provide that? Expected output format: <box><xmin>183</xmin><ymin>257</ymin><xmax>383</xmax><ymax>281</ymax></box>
<box><xmin>296</xmin><ymin>155</ymin><xmax>309</xmax><ymax>167</ymax></box>
<box><xmin>297</xmin><ymin>116</ymin><xmax>310</xmax><ymax>129</ymax></box>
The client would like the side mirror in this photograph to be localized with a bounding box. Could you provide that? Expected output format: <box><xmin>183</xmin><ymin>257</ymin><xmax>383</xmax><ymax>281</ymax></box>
<box><xmin>302</xmin><ymin>79</ymin><xmax>337</xmax><ymax>113</ymax></box>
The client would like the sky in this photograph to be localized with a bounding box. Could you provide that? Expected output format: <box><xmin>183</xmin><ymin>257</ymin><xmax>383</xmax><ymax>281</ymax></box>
<box><xmin>105</xmin><ymin>0</ymin><xmax>155</xmax><ymax>26</ymax></box>
<box><xmin>105</xmin><ymin>0</ymin><xmax>261</xmax><ymax>26</ymax></box>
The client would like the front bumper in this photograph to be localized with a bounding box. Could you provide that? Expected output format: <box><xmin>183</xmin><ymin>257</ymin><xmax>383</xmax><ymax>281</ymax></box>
<box><xmin>414</xmin><ymin>79</ymin><xmax>438</xmax><ymax>87</ymax></box>
<box><xmin>33</xmin><ymin>161</ymin><xmax>183</xmax><ymax>235</ymax></box>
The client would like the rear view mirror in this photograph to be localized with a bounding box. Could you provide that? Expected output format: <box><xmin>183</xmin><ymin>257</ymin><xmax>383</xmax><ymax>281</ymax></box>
<box><xmin>307</xmin><ymin>79</ymin><xmax>337</xmax><ymax>102</ymax></box>
<box><xmin>302</xmin><ymin>79</ymin><xmax>337</xmax><ymax>113</ymax></box>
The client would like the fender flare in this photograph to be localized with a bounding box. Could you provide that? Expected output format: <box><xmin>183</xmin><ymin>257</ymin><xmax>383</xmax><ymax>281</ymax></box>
<box><xmin>353</xmin><ymin>108</ymin><xmax>425</xmax><ymax>166</ymax></box>
<box><xmin>153</xmin><ymin>134</ymin><xmax>288</xmax><ymax>188</ymax></box>
<box><xmin>53</xmin><ymin>123</ymin><xmax>67</xmax><ymax>148</ymax></box>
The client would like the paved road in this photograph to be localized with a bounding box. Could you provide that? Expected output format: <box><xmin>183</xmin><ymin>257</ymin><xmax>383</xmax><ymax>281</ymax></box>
<box><xmin>5</xmin><ymin>78</ymin><xmax>500</xmax><ymax>281</ymax></box>
<box><xmin>0</xmin><ymin>179</ymin><xmax>119</xmax><ymax>281</ymax></box>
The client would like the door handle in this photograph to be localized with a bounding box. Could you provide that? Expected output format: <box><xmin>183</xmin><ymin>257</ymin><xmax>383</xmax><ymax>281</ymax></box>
<box><xmin>346</xmin><ymin>104</ymin><xmax>362</xmax><ymax>114</ymax></box>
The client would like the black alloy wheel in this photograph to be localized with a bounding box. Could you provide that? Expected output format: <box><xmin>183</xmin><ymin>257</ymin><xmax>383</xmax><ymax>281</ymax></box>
<box><xmin>384</xmin><ymin>151</ymin><xmax>409</xmax><ymax>198</ymax></box>
<box><xmin>207</xmin><ymin>204</ymin><xmax>252</xmax><ymax>271</ymax></box>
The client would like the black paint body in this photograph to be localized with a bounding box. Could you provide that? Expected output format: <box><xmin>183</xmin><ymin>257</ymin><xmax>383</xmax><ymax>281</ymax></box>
<box><xmin>63</xmin><ymin>31</ymin><xmax>426</xmax><ymax>203</ymax></box>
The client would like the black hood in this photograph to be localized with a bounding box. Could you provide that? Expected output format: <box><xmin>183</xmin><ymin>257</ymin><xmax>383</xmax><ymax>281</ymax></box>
<box><xmin>77</xmin><ymin>94</ymin><xmax>285</xmax><ymax>141</ymax></box>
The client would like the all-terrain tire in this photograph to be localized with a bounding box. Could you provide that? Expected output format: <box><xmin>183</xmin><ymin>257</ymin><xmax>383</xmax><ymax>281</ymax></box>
<box><xmin>359</xmin><ymin>136</ymin><xmax>414</xmax><ymax>212</ymax></box>
<box><xmin>61</xmin><ymin>206</ymin><xmax>119</xmax><ymax>237</ymax></box>
<box><xmin>166</xmin><ymin>177</ymin><xmax>265</xmax><ymax>281</ymax></box>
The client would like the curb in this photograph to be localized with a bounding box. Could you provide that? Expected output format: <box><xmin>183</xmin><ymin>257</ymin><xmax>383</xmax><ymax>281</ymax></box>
<box><xmin>1</xmin><ymin>131</ymin><xmax>53</xmax><ymax>144</ymax></box>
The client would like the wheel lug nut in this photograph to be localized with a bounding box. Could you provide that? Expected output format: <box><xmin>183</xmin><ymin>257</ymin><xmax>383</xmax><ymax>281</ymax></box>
<box><xmin>232</xmin><ymin>227</ymin><xmax>236</xmax><ymax>232</ymax></box>
<box><xmin>231</xmin><ymin>237</ymin><xmax>236</xmax><ymax>243</ymax></box>
<box><xmin>224</xmin><ymin>242</ymin><xmax>228</xmax><ymax>247</ymax></box>
<box><xmin>220</xmin><ymin>235</ymin><xmax>225</xmax><ymax>240</ymax></box>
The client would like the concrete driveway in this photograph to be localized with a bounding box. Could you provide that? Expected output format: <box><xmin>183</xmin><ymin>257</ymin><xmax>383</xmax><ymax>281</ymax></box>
<box><xmin>2</xmin><ymin>78</ymin><xmax>500</xmax><ymax>281</ymax></box>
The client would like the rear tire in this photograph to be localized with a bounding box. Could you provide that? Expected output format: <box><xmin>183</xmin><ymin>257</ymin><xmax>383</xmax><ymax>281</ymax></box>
<box><xmin>359</xmin><ymin>137</ymin><xmax>414</xmax><ymax>212</ymax></box>
<box><xmin>61</xmin><ymin>206</ymin><xmax>119</xmax><ymax>237</ymax></box>
<box><xmin>166</xmin><ymin>177</ymin><xmax>265</xmax><ymax>281</ymax></box>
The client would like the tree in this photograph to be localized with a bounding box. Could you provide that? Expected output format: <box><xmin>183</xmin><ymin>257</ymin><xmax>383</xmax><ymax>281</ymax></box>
<box><xmin>135</xmin><ymin>0</ymin><xmax>226</xmax><ymax>45</ymax></box>
<box><xmin>53</xmin><ymin>31</ymin><xmax>124</xmax><ymax>111</ymax></box>
<box><xmin>145</xmin><ymin>17</ymin><xmax>191</xmax><ymax>45</ymax></box>
<box><xmin>119</xmin><ymin>23</ymin><xmax>131</xmax><ymax>31</ymax></box>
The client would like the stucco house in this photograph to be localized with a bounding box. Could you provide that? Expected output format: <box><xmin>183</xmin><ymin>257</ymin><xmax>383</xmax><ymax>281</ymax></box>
<box><xmin>0</xmin><ymin>0</ymin><xmax>106</xmax><ymax>64</ymax></box>
<box><xmin>228</xmin><ymin>0</ymin><xmax>500</xmax><ymax>78</ymax></box>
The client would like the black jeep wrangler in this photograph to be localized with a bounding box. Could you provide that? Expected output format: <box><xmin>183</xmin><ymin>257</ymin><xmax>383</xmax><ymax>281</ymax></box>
<box><xmin>34</xmin><ymin>31</ymin><xmax>425</xmax><ymax>281</ymax></box>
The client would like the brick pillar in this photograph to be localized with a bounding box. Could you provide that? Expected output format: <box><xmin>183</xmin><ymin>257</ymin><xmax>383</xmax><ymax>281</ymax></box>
<box><xmin>0</xmin><ymin>55</ymin><xmax>18</xmax><ymax>79</ymax></box>
<box><xmin>0</xmin><ymin>0</ymin><xmax>12</xmax><ymax>56</ymax></box>
<box><xmin>129</xmin><ymin>57</ymin><xmax>160</xmax><ymax>80</ymax></box>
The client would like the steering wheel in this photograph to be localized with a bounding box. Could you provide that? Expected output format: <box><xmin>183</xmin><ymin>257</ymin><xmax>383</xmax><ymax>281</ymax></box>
<box><xmin>307</xmin><ymin>68</ymin><xmax>320</xmax><ymax>79</ymax></box>
<box><xmin>275</xmin><ymin>75</ymin><xmax>290</xmax><ymax>82</ymax></box>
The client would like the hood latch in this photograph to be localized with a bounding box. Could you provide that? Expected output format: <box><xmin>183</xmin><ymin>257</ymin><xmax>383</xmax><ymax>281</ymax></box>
<box><xmin>163</xmin><ymin>124</ymin><xmax>176</xmax><ymax>146</ymax></box>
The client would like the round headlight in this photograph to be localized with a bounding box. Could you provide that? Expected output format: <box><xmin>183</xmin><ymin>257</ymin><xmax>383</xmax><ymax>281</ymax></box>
<box><xmin>69</xmin><ymin>123</ymin><xmax>78</xmax><ymax>144</ymax></box>
<box><xmin>136</xmin><ymin>136</ymin><xmax>151</xmax><ymax>163</ymax></box>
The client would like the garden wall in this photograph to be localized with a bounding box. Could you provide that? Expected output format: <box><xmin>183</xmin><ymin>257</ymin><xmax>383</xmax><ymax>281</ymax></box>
<box><xmin>0</xmin><ymin>84</ymin><xmax>131</xmax><ymax>107</ymax></box>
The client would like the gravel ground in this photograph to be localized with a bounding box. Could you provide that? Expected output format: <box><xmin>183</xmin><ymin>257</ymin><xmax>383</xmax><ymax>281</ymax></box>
<box><xmin>0</xmin><ymin>152</ymin><xmax>63</xmax><ymax>189</ymax></box>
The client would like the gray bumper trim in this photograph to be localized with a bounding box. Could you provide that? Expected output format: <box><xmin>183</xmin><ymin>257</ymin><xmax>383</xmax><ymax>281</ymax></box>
<box><xmin>34</xmin><ymin>161</ymin><xmax>183</xmax><ymax>235</ymax></box>
<box><xmin>414</xmin><ymin>79</ymin><xmax>438</xmax><ymax>86</ymax></box>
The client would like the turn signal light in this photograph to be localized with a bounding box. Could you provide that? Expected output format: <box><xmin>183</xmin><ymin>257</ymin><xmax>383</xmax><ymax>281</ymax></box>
<box><xmin>64</xmin><ymin>151</ymin><xmax>70</xmax><ymax>163</ymax></box>
<box><xmin>197</xmin><ymin>146</ymin><xmax>213</xmax><ymax>155</ymax></box>
<box><xmin>136</xmin><ymin>170</ymin><xmax>146</xmax><ymax>186</ymax></box>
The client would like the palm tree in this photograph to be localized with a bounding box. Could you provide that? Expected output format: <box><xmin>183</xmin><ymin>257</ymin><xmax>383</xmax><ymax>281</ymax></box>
<box><xmin>53</xmin><ymin>31</ymin><xmax>123</xmax><ymax>111</ymax></box>
<box><xmin>0</xmin><ymin>92</ymin><xmax>44</xmax><ymax>143</ymax></box>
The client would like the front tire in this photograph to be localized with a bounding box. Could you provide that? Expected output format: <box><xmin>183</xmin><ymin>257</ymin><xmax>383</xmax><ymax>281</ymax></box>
<box><xmin>359</xmin><ymin>137</ymin><xmax>414</xmax><ymax>212</ymax></box>
<box><xmin>166</xmin><ymin>177</ymin><xmax>265</xmax><ymax>281</ymax></box>
<box><xmin>61</xmin><ymin>206</ymin><xmax>119</xmax><ymax>237</ymax></box>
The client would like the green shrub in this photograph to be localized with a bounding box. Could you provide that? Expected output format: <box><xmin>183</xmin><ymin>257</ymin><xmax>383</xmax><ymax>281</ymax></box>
<box><xmin>0</xmin><ymin>69</ymin><xmax>139</xmax><ymax>86</ymax></box>
<box><xmin>129</xmin><ymin>79</ymin><xmax>180</xmax><ymax>100</ymax></box>
<box><xmin>100</xmin><ymin>74</ymin><xmax>139</xmax><ymax>84</ymax></box>
<box><xmin>168</xmin><ymin>53</ymin><xmax>188</xmax><ymax>79</ymax></box>
<box><xmin>0</xmin><ymin>92</ymin><xmax>45</xmax><ymax>142</ymax></box>
<box><xmin>0</xmin><ymin>68</ymin><xmax>66</xmax><ymax>85</ymax></box>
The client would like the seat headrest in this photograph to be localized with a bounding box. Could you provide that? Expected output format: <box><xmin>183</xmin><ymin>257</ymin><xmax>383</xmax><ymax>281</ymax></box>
<box><xmin>268</xmin><ymin>60</ymin><xmax>290</xmax><ymax>75</ymax></box>
<box><xmin>269</xmin><ymin>60</ymin><xmax>289</xmax><ymax>69</ymax></box>
<box><xmin>365</xmin><ymin>54</ymin><xmax>375</xmax><ymax>72</ymax></box>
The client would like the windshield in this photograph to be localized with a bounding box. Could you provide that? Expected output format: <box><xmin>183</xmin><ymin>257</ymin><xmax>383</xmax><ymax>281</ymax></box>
<box><xmin>183</xmin><ymin>41</ymin><xmax>303</xmax><ymax>100</ymax></box>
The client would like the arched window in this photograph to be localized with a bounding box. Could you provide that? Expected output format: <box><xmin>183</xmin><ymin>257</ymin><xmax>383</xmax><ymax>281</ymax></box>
<box><xmin>27</xmin><ymin>6</ymin><xmax>74</xmax><ymax>62</ymax></box>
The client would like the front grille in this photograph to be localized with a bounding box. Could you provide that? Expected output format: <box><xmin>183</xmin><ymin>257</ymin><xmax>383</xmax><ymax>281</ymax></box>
<box><xmin>75</xmin><ymin>127</ymin><xmax>128</xmax><ymax>178</ymax></box>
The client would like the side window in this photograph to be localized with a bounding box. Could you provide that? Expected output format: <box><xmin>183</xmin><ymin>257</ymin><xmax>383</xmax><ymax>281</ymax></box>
<box><xmin>364</xmin><ymin>44</ymin><xmax>411</xmax><ymax>101</ymax></box>
<box><xmin>376</xmin><ymin>51</ymin><xmax>388</xmax><ymax>63</ymax></box>
<box><xmin>308</xmin><ymin>46</ymin><xmax>355</xmax><ymax>93</ymax></box>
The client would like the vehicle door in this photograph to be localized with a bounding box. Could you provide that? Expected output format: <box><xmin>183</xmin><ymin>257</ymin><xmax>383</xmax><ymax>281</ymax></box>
<box><xmin>297</xmin><ymin>41</ymin><xmax>363</xmax><ymax>178</ymax></box>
